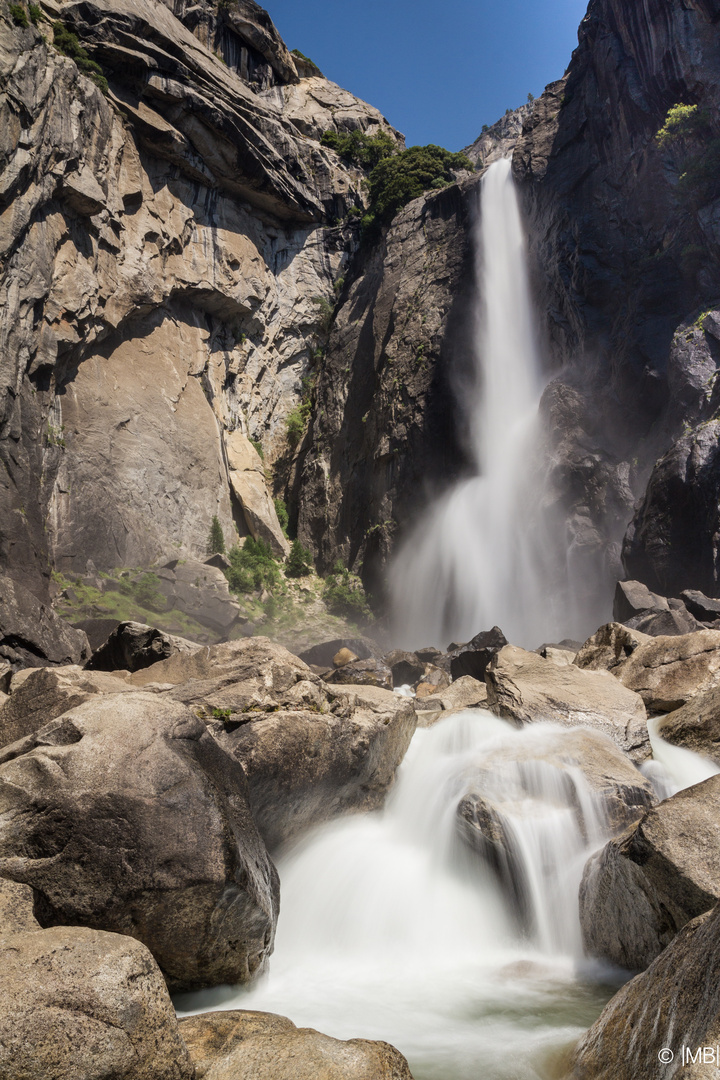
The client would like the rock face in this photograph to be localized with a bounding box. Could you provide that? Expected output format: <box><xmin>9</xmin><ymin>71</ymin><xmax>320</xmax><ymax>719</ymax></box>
<box><xmin>605</xmin><ymin>629</ymin><xmax>720</xmax><ymax>712</ymax></box>
<box><xmin>179</xmin><ymin>1009</ymin><xmax>415</xmax><ymax>1080</ymax></box>
<box><xmin>574</xmin><ymin>623</ymin><xmax>653</xmax><ymax>672</ymax></box>
<box><xmin>225</xmin><ymin>431</ymin><xmax>290</xmax><ymax>558</ymax></box>
<box><xmin>485</xmin><ymin>645</ymin><xmax>649</xmax><ymax>761</ymax></box>
<box><xmin>568</xmin><ymin>905</ymin><xmax>720</xmax><ymax>1080</ymax></box>
<box><xmin>0</xmin><ymin>925</ymin><xmax>194</xmax><ymax>1080</ymax></box>
<box><xmin>0</xmin><ymin>693</ymin><xmax>279</xmax><ymax>991</ymax></box>
<box><xmin>0</xmin><ymin>575</ymin><xmax>90</xmax><ymax>670</ymax></box>
<box><xmin>579</xmin><ymin>774</ymin><xmax>720</xmax><ymax>971</ymax></box>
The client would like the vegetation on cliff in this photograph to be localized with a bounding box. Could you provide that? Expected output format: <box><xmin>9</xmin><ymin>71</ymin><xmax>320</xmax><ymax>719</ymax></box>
<box><xmin>656</xmin><ymin>103</ymin><xmax>720</xmax><ymax>207</ymax></box>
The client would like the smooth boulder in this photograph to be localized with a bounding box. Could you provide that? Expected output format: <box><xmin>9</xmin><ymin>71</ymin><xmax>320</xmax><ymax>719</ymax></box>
<box><xmin>0</xmin><ymin>692</ymin><xmax>279</xmax><ymax>991</ymax></box>
<box><xmin>179</xmin><ymin>1009</ymin><xmax>414</xmax><ymax>1080</ymax></box>
<box><xmin>579</xmin><ymin>774</ymin><xmax>720</xmax><ymax>971</ymax></box>
<box><xmin>485</xmin><ymin>645</ymin><xmax>649</xmax><ymax>761</ymax></box>
<box><xmin>568</xmin><ymin>905</ymin><xmax>720</xmax><ymax>1080</ymax></box>
<box><xmin>0</xmin><ymin>926</ymin><xmax>194</xmax><ymax>1080</ymax></box>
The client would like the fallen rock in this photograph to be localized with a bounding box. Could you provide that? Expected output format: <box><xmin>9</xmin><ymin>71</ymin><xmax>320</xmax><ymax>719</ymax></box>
<box><xmin>0</xmin><ymin>926</ymin><xmax>194</xmax><ymax>1080</ymax></box>
<box><xmin>71</xmin><ymin>617</ymin><xmax>122</xmax><ymax>651</ymax></box>
<box><xmin>333</xmin><ymin>647</ymin><xmax>359</xmax><ymax>667</ymax></box>
<box><xmin>657</xmin><ymin>683</ymin><xmax>720</xmax><ymax>762</ymax></box>
<box><xmin>179</xmin><ymin>1008</ymin><xmax>414</xmax><ymax>1080</ymax></box>
<box><xmin>568</xmin><ymin>905</ymin><xmax>720</xmax><ymax>1080</ymax></box>
<box><xmin>0</xmin><ymin>664</ymin><xmax>133</xmax><ymax>749</ymax></box>
<box><xmin>607</xmin><ymin>628</ymin><xmax>720</xmax><ymax>712</ymax></box>
<box><xmin>415</xmin><ymin>665</ymin><xmax>452</xmax><ymax>698</ymax></box>
<box><xmin>613</xmin><ymin>580</ymin><xmax>669</xmax><ymax>623</ymax></box>
<box><xmin>0</xmin><ymin>693</ymin><xmax>279</xmax><ymax>991</ymax></box>
<box><xmin>485</xmin><ymin>645</ymin><xmax>649</xmax><ymax>762</ymax></box>
<box><xmin>630</xmin><ymin>606</ymin><xmax>704</xmax><ymax>637</ymax></box>
<box><xmin>579</xmin><ymin>774</ymin><xmax>720</xmax><ymax>971</ymax></box>
<box><xmin>0</xmin><ymin>574</ymin><xmax>90</xmax><ymax>670</ymax></box>
<box><xmin>383</xmin><ymin>649</ymin><xmax>426</xmax><ymax>687</ymax></box>
<box><xmin>217</xmin><ymin>691</ymin><xmax>416</xmax><ymax>849</ymax></box>
<box><xmin>225</xmin><ymin>432</ymin><xmax>290</xmax><ymax>558</ymax></box>
<box><xmin>87</xmin><ymin>620</ymin><xmax>201</xmax><ymax>673</ymax></box>
<box><xmin>426</xmin><ymin>675</ymin><xmax>488</xmax><ymax>713</ymax></box>
<box><xmin>449</xmin><ymin>626</ymin><xmax>508</xmax><ymax>681</ymax></box>
<box><xmin>298</xmin><ymin>637</ymin><xmax>380</xmax><ymax>668</ymax></box>
<box><xmin>130</xmin><ymin>636</ymin><xmax>310</xmax><ymax>694</ymax></box>
<box><xmin>156</xmin><ymin>559</ymin><xmax>246</xmax><ymax>634</ymax></box>
<box><xmin>324</xmin><ymin>658</ymin><xmax>393</xmax><ymax>691</ymax></box>
<box><xmin>681</xmin><ymin>588</ymin><xmax>720</xmax><ymax>624</ymax></box>
<box><xmin>574</xmin><ymin>623</ymin><xmax>653</xmax><ymax>672</ymax></box>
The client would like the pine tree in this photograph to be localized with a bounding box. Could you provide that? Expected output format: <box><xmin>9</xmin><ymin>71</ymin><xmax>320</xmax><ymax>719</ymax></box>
<box><xmin>207</xmin><ymin>515</ymin><xmax>225</xmax><ymax>555</ymax></box>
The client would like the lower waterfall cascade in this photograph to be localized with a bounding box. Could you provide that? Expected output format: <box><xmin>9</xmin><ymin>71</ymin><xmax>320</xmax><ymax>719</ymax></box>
<box><xmin>176</xmin><ymin>710</ymin><xmax>717</xmax><ymax>1079</ymax></box>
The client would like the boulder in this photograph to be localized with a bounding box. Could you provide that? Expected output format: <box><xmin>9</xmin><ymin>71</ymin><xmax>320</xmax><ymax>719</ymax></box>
<box><xmin>383</xmin><ymin>649</ymin><xmax>426</xmax><ymax>687</ymax></box>
<box><xmin>156</xmin><ymin>560</ymin><xmax>245</xmax><ymax>634</ymax></box>
<box><xmin>579</xmin><ymin>774</ymin><xmax>720</xmax><ymax>971</ymax></box>
<box><xmin>0</xmin><ymin>693</ymin><xmax>279</xmax><ymax>991</ymax></box>
<box><xmin>657</xmin><ymin>683</ymin><xmax>720</xmax><ymax>762</ymax></box>
<box><xmin>333</xmin><ymin>647</ymin><xmax>359</xmax><ymax>667</ymax></box>
<box><xmin>179</xmin><ymin>1009</ymin><xmax>414</xmax><ymax>1080</ymax></box>
<box><xmin>449</xmin><ymin>626</ymin><xmax>508</xmax><ymax>681</ymax></box>
<box><xmin>324</xmin><ymin>658</ymin><xmax>393</xmax><ymax>691</ymax></box>
<box><xmin>0</xmin><ymin>664</ymin><xmax>133</xmax><ymax>749</ymax></box>
<box><xmin>574</xmin><ymin>623</ymin><xmax>653</xmax><ymax>671</ymax></box>
<box><xmin>681</xmin><ymin>588</ymin><xmax>720</xmax><ymax>624</ymax></box>
<box><xmin>225</xmin><ymin>432</ymin><xmax>290</xmax><ymax>559</ymax></box>
<box><xmin>606</xmin><ymin>629</ymin><xmax>720</xmax><ymax>712</ymax></box>
<box><xmin>613</xmin><ymin>580</ymin><xmax>669</xmax><ymax>623</ymax></box>
<box><xmin>629</xmin><ymin>606</ymin><xmax>704</xmax><ymax>637</ymax></box>
<box><xmin>568</xmin><ymin>905</ymin><xmax>720</xmax><ymax>1080</ymax></box>
<box><xmin>217</xmin><ymin>691</ymin><xmax>417</xmax><ymax>849</ymax></box>
<box><xmin>415</xmin><ymin>665</ymin><xmax>452</xmax><ymax>698</ymax></box>
<box><xmin>0</xmin><ymin>574</ymin><xmax>90</xmax><ymax>670</ymax></box>
<box><xmin>298</xmin><ymin>637</ymin><xmax>380</xmax><ymax>668</ymax></box>
<box><xmin>0</xmin><ymin>875</ymin><xmax>40</xmax><ymax>935</ymax></box>
<box><xmin>0</xmin><ymin>926</ymin><xmax>194</xmax><ymax>1080</ymax></box>
<box><xmin>418</xmin><ymin>675</ymin><xmax>488</xmax><ymax>715</ymax></box>
<box><xmin>485</xmin><ymin>645</ymin><xmax>650</xmax><ymax>762</ymax></box>
<box><xmin>458</xmin><ymin>728</ymin><xmax>655</xmax><ymax>916</ymax></box>
<box><xmin>87</xmin><ymin>620</ymin><xmax>201</xmax><ymax>673</ymax></box>
<box><xmin>71</xmin><ymin>617</ymin><xmax>122</xmax><ymax>651</ymax></box>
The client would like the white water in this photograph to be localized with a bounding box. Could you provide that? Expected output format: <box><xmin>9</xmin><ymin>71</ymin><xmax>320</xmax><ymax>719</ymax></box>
<box><xmin>177</xmin><ymin>712</ymin><xmax>627</xmax><ymax>1079</ymax></box>
<box><xmin>390</xmin><ymin>158</ymin><xmax>594</xmax><ymax>649</ymax></box>
<box><xmin>646</xmin><ymin>715</ymin><xmax>720</xmax><ymax>792</ymax></box>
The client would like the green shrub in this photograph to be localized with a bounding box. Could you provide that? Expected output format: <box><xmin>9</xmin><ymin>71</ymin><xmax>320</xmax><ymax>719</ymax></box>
<box><xmin>290</xmin><ymin>48</ymin><xmax>321</xmax><ymax>76</ymax></box>
<box><xmin>52</xmin><ymin>21</ymin><xmax>108</xmax><ymax>93</ymax></box>
<box><xmin>322</xmin><ymin>561</ymin><xmax>371</xmax><ymax>620</ymax></box>
<box><xmin>274</xmin><ymin>497</ymin><xmax>289</xmax><ymax>537</ymax></box>
<box><xmin>321</xmin><ymin>128</ymin><xmax>396</xmax><ymax>171</ymax></box>
<box><xmin>226</xmin><ymin>537</ymin><xmax>279</xmax><ymax>594</ymax></box>
<box><xmin>285</xmin><ymin>538</ymin><xmax>313</xmax><ymax>578</ymax></box>
<box><xmin>28</xmin><ymin>3</ymin><xmax>42</xmax><ymax>23</ymax></box>
<box><xmin>249</xmin><ymin>437</ymin><xmax>264</xmax><ymax>460</ymax></box>
<box><xmin>286</xmin><ymin>400</ymin><xmax>311</xmax><ymax>448</ymax></box>
<box><xmin>363</xmin><ymin>144</ymin><xmax>473</xmax><ymax>232</ymax></box>
<box><xmin>656</xmin><ymin>103</ymin><xmax>708</xmax><ymax>148</ymax></box>
<box><xmin>10</xmin><ymin>3</ymin><xmax>28</xmax><ymax>27</ymax></box>
<box><xmin>207</xmin><ymin>514</ymin><xmax>226</xmax><ymax>555</ymax></box>
<box><xmin>656</xmin><ymin>103</ymin><xmax>720</xmax><ymax>207</ymax></box>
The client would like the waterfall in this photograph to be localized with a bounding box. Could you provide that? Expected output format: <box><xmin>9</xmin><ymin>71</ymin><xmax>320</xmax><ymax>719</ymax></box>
<box><xmin>390</xmin><ymin>158</ymin><xmax>561</xmax><ymax>649</ymax></box>
<box><xmin>176</xmin><ymin>712</ymin><xmax>624</xmax><ymax>1080</ymax></box>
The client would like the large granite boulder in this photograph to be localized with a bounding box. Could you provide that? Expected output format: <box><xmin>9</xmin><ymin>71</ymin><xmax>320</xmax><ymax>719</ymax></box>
<box><xmin>485</xmin><ymin>645</ymin><xmax>649</xmax><ymax>762</ymax></box>
<box><xmin>0</xmin><ymin>693</ymin><xmax>279</xmax><ymax>991</ymax></box>
<box><xmin>225</xmin><ymin>431</ymin><xmax>290</xmax><ymax>558</ymax></box>
<box><xmin>0</xmin><ymin>575</ymin><xmax>90</xmax><ymax>670</ymax></box>
<box><xmin>0</xmin><ymin>926</ymin><xmax>194</xmax><ymax>1080</ymax></box>
<box><xmin>0</xmin><ymin>664</ymin><xmax>133</xmax><ymax>749</ymax></box>
<box><xmin>324</xmin><ymin>658</ymin><xmax>393</xmax><ymax>690</ymax></box>
<box><xmin>87</xmin><ymin>621</ymin><xmax>201</xmax><ymax>673</ymax></box>
<box><xmin>579</xmin><ymin>774</ymin><xmax>720</xmax><ymax>971</ymax></box>
<box><xmin>657</xmin><ymin>683</ymin><xmax>720</xmax><ymax>763</ymax></box>
<box><xmin>573</xmin><ymin>623</ymin><xmax>653</xmax><ymax>672</ymax></box>
<box><xmin>448</xmin><ymin>626</ymin><xmax>508</xmax><ymax>681</ymax></box>
<box><xmin>568</xmin><ymin>905</ymin><xmax>720</xmax><ymax>1080</ymax></box>
<box><xmin>155</xmin><ymin>560</ymin><xmax>245</xmax><ymax>635</ymax></box>
<box><xmin>179</xmin><ymin>1009</ymin><xmax>414</xmax><ymax>1080</ymax></box>
<box><xmin>613</xmin><ymin>580</ymin><xmax>671</xmax><ymax>624</ymax></box>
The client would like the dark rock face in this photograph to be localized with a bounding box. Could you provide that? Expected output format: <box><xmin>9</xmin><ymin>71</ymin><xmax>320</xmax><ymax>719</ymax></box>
<box><xmin>298</xmin><ymin>637</ymin><xmax>380</xmax><ymax>667</ymax></box>
<box><xmin>0</xmin><ymin>575</ymin><xmax>90</xmax><ymax>670</ymax></box>
<box><xmin>579</xmin><ymin>774</ymin><xmax>720</xmax><ymax>971</ymax></box>
<box><xmin>449</xmin><ymin>626</ymin><xmax>508</xmax><ymax>681</ymax></box>
<box><xmin>87</xmin><ymin>620</ymin><xmax>200</xmax><ymax>673</ymax></box>
<box><xmin>568</xmin><ymin>905</ymin><xmax>720</xmax><ymax>1080</ymax></box>
<box><xmin>0</xmin><ymin>693</ymin><xmax>279</xmax><ymax>991</ymax></box>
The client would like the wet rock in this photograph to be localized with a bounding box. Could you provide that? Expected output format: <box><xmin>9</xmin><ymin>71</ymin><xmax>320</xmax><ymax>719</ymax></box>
<box><xmin>449</xmin><ymin>626</ymin><xmax>508</xmax><ymax>681</ymax></box>
<box><xmin>568</xmin><ymin>905</ymin><xmax>720</xmax><ymax>1080</ymax></box>
<box><xmin>485</xmin><ymin>645</ymin><xmax>649</xmax><ymax>762</ymax></box>
<box><xmin>0</xmin><ymin>664</ymin><xmax>132</xmax><ymax>749</ymax></box>
<box><xmin>574</xmin><ymin>623</ymin><xmax>653</xmax><ymax>672</ymax></box>
<box><xmin>218</xmin><ymin>690</ymin><xmax>416</xmax><ymax>849</ymax></box>
<box><xmin>324</xmin><ymin>658</ymin><xmax>393</xmax><ymax>691</ymax></box>
<box><xmin>0</xmin><ymin>693</ymin><xmax>279</xmax><ymax>991</ymax></box>
<box><xmin>657</xmin><ymin>683</ymin><xmax>720</xmax><ymax>763</ymax></box>
<box><xmin>179</xmin><ymin>1008</ymin><xmax>415</xmax><ymax>1080</ymax></box>
<box><xmin>579</xmin><ymin>774</ymin><xmax>720</xmax><ymax>971</ymax></box>
<box><xmin>0</xmin><ymin>575</ymin><xmax>90</xmax><ymax>671</ymax></box>
<box><xmin>0</xmin><ymin>926</ymin><xmax>194</xmax><ymax>1080</ymax></box>
<box><xmin>383</xmin><ymin>649</ymin><xmax>426</xmax><ymax>687</ymax></box>
<box><xmin>298</xmin><ymin>638</ymin><xmax>380</xmax><ymax>668</ymax></box>
<box><xmin>87</xmin><ymin>620</ymin><xmax>201</xmax><ymax>673</ymax></box>
<box><xmin>606</xmin><ymin>629</ymin><xmax>720</xmax><ymax>713</ymax></box>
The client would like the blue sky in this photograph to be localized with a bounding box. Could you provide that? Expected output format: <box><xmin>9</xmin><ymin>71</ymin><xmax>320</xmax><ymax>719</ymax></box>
<box><xmin>268</xmin><ymin>0</ymin><xmax>590</xmax><ymax>150</ymax></box>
